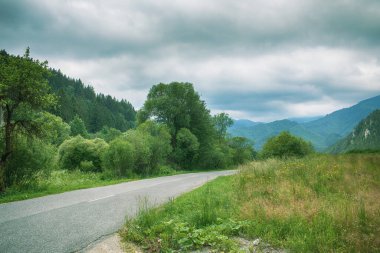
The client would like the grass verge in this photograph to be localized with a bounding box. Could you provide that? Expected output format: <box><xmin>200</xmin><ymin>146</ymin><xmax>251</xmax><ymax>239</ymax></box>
<box><xmin>0</xmin><ymin>170</ymin><xmax>134</xmax><ymax>204</ymax></box>
<box><xmin>0</xmin><ymin>168</ymin><xmax>231</xmax><ymax>204</ymax></box>
<box><xmin>121</xmin><ymin>154</ymin><xmax>380</xmax><ymax>252</ymax></box>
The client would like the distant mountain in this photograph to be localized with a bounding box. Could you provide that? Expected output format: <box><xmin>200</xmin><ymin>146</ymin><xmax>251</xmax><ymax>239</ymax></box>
<box><xmin>328</xmin><ymin>110</ymin><xmax>380</xmax><ymax>153</ymax></box>
<box><xmin>287</xmin><ymin>116</ymin><xmax>323</xmax><ymax>123</ymax></box>
<box><xmin>232</xmin><ymin>119</ymin><xmax>262</xmax><ymax>128</ymax></box>
<box><xmin>229</xmin><ymin>119</ymin><xmax>327</xmax><ymax>150</ymax></box>
<box><xmin>304</xmin><ymin>95</ymin><xmax>380</xmax><ymax>137</ymax></box>
<box><xmin>228</xmin><ymin>95</ymin><xmax>380</xmax><ymax>151</ymax></box>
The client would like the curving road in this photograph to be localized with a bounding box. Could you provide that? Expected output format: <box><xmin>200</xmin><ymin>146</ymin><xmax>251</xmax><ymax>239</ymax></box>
<box><xmin>0</xmin><ymin>170</ymin><xmax>234</xmax><ymax>253</ymax></box>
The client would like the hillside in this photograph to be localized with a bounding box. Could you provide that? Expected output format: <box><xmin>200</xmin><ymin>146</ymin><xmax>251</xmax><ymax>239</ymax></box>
<box><xmin>48</xmin><ymin>69</ymin><xmax>136</xmax><ymax>132</ymax></box>
<box><xmin>0</xmin><ymin>49</ymin><xmax>136</xmax><ymax>133</ymax></box>
<box><xmin>304</xmin><ymin>95</ymin><xmax>380</xmax><ymax>136</ymax></box>
<box><xmin>228</xmin><ymin>95</ymin><xmax>380</xmax><ymax>150</ymax></box>
<box><xmin>328</xmin><ymin>109</ymin><xmax>380</xmax><ymax>153</ymax></box>
<box><xmin>229</xmin><ymin>119</ymin><xmax>327</xmax><ymax>150</ymax></box>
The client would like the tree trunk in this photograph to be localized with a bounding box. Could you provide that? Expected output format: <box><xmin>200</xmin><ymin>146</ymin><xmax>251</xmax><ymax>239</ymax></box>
<box><xmin>0</xmin><ymin>107</ymin><xmax>13</xmax><ymax>192</ymax></box>
<box><xmin>0</xmin><ymin>162</ymin><xmax>5</xmax><ymax>192</ymax></box>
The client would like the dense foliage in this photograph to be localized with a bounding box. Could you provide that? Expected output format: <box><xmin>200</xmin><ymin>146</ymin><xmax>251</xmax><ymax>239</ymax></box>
<box><xmin>5</xmin><ymin>136</ymin><xmax>55</xmax><ymax>188</ymax></box>
<box><xmin>138</xmin><ymin>82</ymin><xmax>254</xmax><ymax>170</ymax></box>
<box><xmin>69</xmin><ymin>115</ymin><xmax>89</xmax><ymax>138</ymax></box>
<box><xmin>0</xmin><ymin>49</ymin><xmax>56</xmax><ymax>190</ymax></box>
<box><xmin>261</xmin><ymin>131</ymin><xmax>314</xmax><ymax>158</ymax></box>
<box><xmin>58</xmin><ymin>136</ymin><xmax>108</xmax><ymax>172</ymax></box>
<box><xmin>48</xmin><ymin>69</ymin><xmax>136</xmax><ymax>132</ymax></box>
<box><xmin>0</xmin><ymin>51</ymin><xmax>254</xmax><ymax>193</ymax></box>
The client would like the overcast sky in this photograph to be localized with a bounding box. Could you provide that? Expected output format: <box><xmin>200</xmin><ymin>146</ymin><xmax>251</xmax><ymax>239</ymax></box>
<box><xmin>1</xmin><ymin>0</ymin><xmax>380</xmax><ymax>121</ymax></box>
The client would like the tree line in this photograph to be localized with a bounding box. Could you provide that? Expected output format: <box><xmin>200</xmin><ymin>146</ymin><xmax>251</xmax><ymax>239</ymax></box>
<box><xmin>0</xmin><ymin>49</ymin><xmax>255</xmax><ymax>192</ymax></box>
<box><xmin>48</xmin><ymin>68</ymin><xmax>136</xmax><ymax>132</ymax></box>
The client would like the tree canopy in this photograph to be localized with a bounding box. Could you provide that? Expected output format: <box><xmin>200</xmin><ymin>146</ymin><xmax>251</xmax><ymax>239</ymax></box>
<box><xmin>0</xmin><ymin>50</ymin><xmax>256</xmax><ymax>192</ymax></box>
<box><xmin>138</xmin><ymin>82</ymin><xmax>217</xmax><ymax>168</ymax></box>
<box><xmin>48</xmin><ymin>69</ymin><xmax>136</xmax><ymax>132</ymax></box>
<box><xmin>0</xmin><ymin>48</ymin><xmax>56</xmax><ymax>190</ymax></box>
<box><xmin>213</xmin><ymin>113</ymin><xmax>233</xmax><ymax>139</ymax></box>
<box><xmin>261</xmin><ymin>131</ymin><xmax>314</xmax><ymax>158</ymax></box>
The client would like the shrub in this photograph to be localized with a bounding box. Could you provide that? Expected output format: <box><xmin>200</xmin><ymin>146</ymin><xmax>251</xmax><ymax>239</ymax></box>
<box><xmin>124</xmin><ymin>130</ymin><xmax>152</xmax><ymax>175</ymax></box>
<box><xmin>5</xmin><ymin>136</ymin><xmax>56</xmax><ymax>187</ymax></box>
<box><xmin>35</xmin><ymin>112</ymin><xmax>71</xmax><ymax>146</ymax></box>
<box><xmin>201</xmin><ymin>143</ymin><xmax>234</xmax><ymax>170</ymax></box>
<box><xmin>228</xmin><ymin>137</ymin><xmax>255</xmax><ymax>164</ymax></box>
<box><xmin>174</xmin><ymin>128</ymin><xmax>199</xmax><ymax>169</ymax></box>
<box><xmin>102</xmin><ymin>138</ymin><xmax>135</xmax><ymax>177</ymax></box>
<box><xmin>69</xmin><ymin>115</ymin><xmax>89</xmax><ymax>138</ymax></box>
<box><xmin>95</xmin><ymin>126</ymin><xmax>122</xmax><ymax>142</ymax></box>
<box><xmin>136</xmin><ymin>121</ymin><xmax>172</xmax><ymax>172</ymax></box>
<box><xmin>102</xmin><ymin>121</ymin><xmax>173</xmax><ymax>177</ymax></box>
<box><xmin>157</xmin><ymin>165</ymin><xmax>176</xmax><ymax>175</ymax></box>
<box><xmin>79</xmin><ymin>160</ymin><xmax>96</xmax><ymax>172</ymax></box>
<box><xmin>58</xmin><ymin>136</ymin><xmax>108</xmax><ymax>172</ymax></box>
<box><xmin>261</xmin><ymin>131</ymin><xmax>314</xmax><ymax>158</ymax></box>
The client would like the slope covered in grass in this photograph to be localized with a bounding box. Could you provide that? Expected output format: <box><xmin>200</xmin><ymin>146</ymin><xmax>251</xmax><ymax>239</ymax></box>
<box><xmin>122</xmin><ymin>154</ymin><xmax>380</xmax><ymax>252</ymax></box>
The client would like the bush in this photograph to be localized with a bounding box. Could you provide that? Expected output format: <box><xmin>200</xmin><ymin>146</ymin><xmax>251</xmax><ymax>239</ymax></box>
<box><xmin>58</xmin><ymin>136</ymin><xmax>108</xmax><ymax>172</ymax></box>
<box><xmin>69</xmin><ymin>115</ymin><xmax>89</xmax><ymax>138</ymax></box>
<box><xmin>261</xmin><ymin>131</ymin><xmax>314</xmax><ymax>158</ymax></box>
<box><xmin>79</xmin><ymin>160</ymin><xmax>96</xmax><ymax>172</ymax></box>
<box><xmin>124</xmin><ymin>130</ymin><xmax>152</xmax><ymax>175</ymax></box>
<box><xmin>5</xmin><ymin>136</ymin><xmax>56</xmax><ymax>187</ymax></box>
<box><xmin>95</xmin><ymin>126</ymin><xmax>122</xmax><ymax>143</ymax></box>
<box><xmin>174</xmin><ymin>128</ymin><xmax>199</xmax><ymax>169</ymax></box>
<box><xmin>35</xmin><ymin>112</ymin><xmax>71</xmax><ymax>146</ymax></box>
<box><xmin>228</xmin><ymin>137</ymin><xmax>255</xmax><ymax>164</ymax></box>
<box><xmin>157</xmin><ymin>165</ymin><xmax>176</xmax><ymax>175</ymax></box>
<box><xmin>102</xmin><ymin>138</ymin><xmax>135</xmax><ymax>177</ymax></box>
<box><xmin>136</xmin><ymin>121</ymin><xmax>172</xmax><ymax>172</ymax></box>
<box><xmin>201</xmin><ymin>144</ymin><xmax>234</xmax><ymax>170</ymax></box>
<box><xmin>101</xmin><ymin>121</ymin><xmax>173</xmax><ymax>177</ymax></box>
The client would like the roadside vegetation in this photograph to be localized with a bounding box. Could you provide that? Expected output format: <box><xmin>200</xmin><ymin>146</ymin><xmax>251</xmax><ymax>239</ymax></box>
<box><xmin>121</xmin><ymin>153</ymin><xmax>380</xmax><ymax>252</ymax></box>
<box><xmin>0</xmin><ymin>170</ymin><xmax>133</xmax><ymax>204</ymax></box>
<box><xmin>0</xmin><ymin>49</ymin><xmax>254</xmax><ymax>203</ymax></box>
<box><xmin>2</xmin><ymin>48</ymin><xmax>379</xmax><ymax>252</ymax></box>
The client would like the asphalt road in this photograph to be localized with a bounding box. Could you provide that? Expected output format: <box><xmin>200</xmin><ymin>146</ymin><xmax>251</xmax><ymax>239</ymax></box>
<box><xmin>0</xmin><ymin>170</ymin><xmax>234</xmax><ymax>253</ymax></box>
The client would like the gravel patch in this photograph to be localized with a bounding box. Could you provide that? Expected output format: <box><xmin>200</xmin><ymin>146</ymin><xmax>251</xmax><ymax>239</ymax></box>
<box><xmin>83</xmin><ymin>234</ymin><xmax>125</xmax><ymax>253</ymax></box>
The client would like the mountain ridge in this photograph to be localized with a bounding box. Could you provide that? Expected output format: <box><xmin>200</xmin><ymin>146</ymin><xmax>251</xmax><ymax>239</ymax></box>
<box><xmin>228</xmin><ymin>95</ymin><xmax>380</xmax><ymax>151</ymax></box>
<box><xmin>328</xmin><ymin>109</ymin><xmax>380</xmax><ymax>153</ymax></box>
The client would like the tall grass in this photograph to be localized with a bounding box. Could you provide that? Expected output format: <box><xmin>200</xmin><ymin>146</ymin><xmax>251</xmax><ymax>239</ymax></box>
<box><xmin>0</xmin><ymin>170</ymin><xmax>133</xmax><ymax>203</ymax></box>
<box><xmin>122</xmin><ymin>154</ymin><xmax>380</xmax><ymax>252</ymax></box>
<box><xmin>0</xmin><ymin>167</ymin><xmax>211</xmax><ymax>204</ymax></box>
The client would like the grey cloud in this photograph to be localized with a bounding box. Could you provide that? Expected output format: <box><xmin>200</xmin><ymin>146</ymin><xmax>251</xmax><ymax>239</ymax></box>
<box><xmin>2</xmin><ymin>0</ymin><xmax>380</xmax><ymax>58</ymax></box>
<box><xmin>1</xmin><ymin>0</ymin><xmax>380</xmax><ymax>121</ymax></box>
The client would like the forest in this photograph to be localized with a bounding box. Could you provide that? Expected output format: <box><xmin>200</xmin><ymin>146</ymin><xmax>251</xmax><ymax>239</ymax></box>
<box><xmin>0</xmin><ymin>49</ymin><xmax>256</xmax><ymax>193</ymax></box>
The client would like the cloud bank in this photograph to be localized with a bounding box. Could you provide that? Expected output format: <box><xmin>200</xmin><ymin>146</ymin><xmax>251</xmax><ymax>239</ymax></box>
<box><xmin>1</xmin><ymin>0</ymin><xmax>380</xmax><ymax>121</ymax></box>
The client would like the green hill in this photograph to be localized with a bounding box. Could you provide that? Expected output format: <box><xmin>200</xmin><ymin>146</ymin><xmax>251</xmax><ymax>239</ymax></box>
<box><xmin>47</xmin><ymin>69</ymin><xmax>136</xmax><ymax>132</ymax></box>
<box><xmin>228</xmin><ymin>95</ymin><xmax>380</xmax><ymax>151</ymax></box>
<box><xmin>328</xmin><ymin>109</ymin><xmax>380</xmax><ymax>153</ymax></box>
<box><xmin>0</xmin><ymin>49</ymin><xmax>136</xmax><ymax>133</ymax></box>
<box><xmin>229</xmin><ymin>119</ymin><xmax>326</xmax><ymax>150</ymax></box>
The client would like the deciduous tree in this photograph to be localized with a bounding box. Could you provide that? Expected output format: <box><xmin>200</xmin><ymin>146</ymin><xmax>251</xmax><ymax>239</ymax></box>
<box><xmin>261</xmin><ymin>131</ymin><xmax>314</xmax><ymax>158</ymax></box>
<box><xmin>0</xmin><ymin>48</ymin><xmax>56</xmax><ymax>191</ymax></box>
